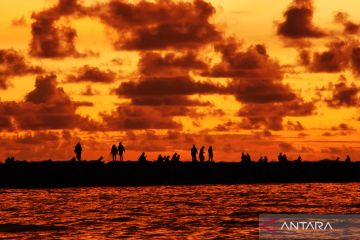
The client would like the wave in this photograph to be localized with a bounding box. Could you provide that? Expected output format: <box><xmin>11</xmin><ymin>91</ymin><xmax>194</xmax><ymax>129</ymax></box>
<box><xmin>0</xmin><ymin>223</ymin><xmax>68</xmax><ymax>233</ymax></box>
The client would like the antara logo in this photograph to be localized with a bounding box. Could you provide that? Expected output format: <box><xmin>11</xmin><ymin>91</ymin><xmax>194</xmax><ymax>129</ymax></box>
<box><xmin>280</xmin><ymin>221</ymin><xmax>333</xmax><ymax>231</ymax></box>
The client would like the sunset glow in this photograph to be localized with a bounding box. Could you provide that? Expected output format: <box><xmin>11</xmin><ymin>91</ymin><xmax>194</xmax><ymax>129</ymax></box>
<box><xmin>1</xmin><ymin>0</ymin><xmax>360</xmax><ymax>161</ymax></box>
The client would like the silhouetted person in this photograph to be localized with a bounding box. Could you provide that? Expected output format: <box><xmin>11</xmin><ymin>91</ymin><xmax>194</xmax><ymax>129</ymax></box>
<box><xmin>5</xmin><ymin>156</ymin><xmax>15</xmax><ymax>164</ymax></box>
<box><xmin>208</xmin><ymin>146</ymin><xmax>213</xmax><ymax>162</ymax></box>
<box><xmin>278</xmin><ymin>153</ymin><xmax>283</xmax><ymax>162</ymax></box>
<box><xmin>264</xmin><ymin>156</ymin><xmax>268</xmax><ymax>163</ymax></box>
<box><xmin>345</xmin><ymin>155</ymin><xmax>351</xmax><ymax>163</ymax></box>
<box><xmin>164</xmin><ymin>155</ymin><xmax>170</xmax><ymax>162</ymax></box>
<box><xmin>111</xmin><ymin>144</ymin><xmax>118</xmax><ymax>161</ymax></box>
<box><xmin>191</xmin><ymin>144</ymin><xmax>198</xmax><ymax>162</ymax></box>
<box><xmin>283</xmin><ymin>154</ymin><xmax>288</xmax><ymax>162</ymax></box>
<box><xmin>138</xmin><ymin>152</ymin><xmax>147</xmax><ymax>162</ymax></box>
<box><xmin>176</xmin><ymin>154</ymin><xmax>181</xmax><ymax>162</ymax></box>
<box><xmin>241</xmin><ymin>152</ymin><xmax>246</xmax><ymax>163</ymax></box>
<box><xmin>171</xmin><ymin>153</ymin><xmax>178</xmax><ymax>162</ymax></box>
<box><xmin>118</xmin><ymin>142</ymin><xmax>125</xmax><ymax>161</ymax></box>
<box><xmin>199</xmin><ymin>146</ymin><xmax>205</xmax><ymax>162</ymax></box>
<box><xmin>157</xmin><ymin>154</ymin><xmax>163</xmax><ymax>162</ymax></box>
<box><xmin>336</xmin><ymin>157</ymin><xmax>340</xmax><ymax>161</ymax></box>
<box><xmin>296</xmin><ymin>156</ymin><xmax>302</xmax><ymax>162</ymax></box>
<box><xmin>258</xmin><ymin>156</ymin><xmax>264</xmax><ymax>163</ymax></box>
<box><xmin>74</xmin><ymin>143</ymin><xmax>82</xmax><ymax>161</ymax></box>
<box><xmin>246</xmin><ymin>153</ymin><xmax>251</xmax><ymax>162</ymax></box>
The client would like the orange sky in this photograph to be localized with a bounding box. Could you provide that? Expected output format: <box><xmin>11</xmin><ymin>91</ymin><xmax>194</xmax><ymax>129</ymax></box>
<box><xmin>1</xmin><ymin>0</ymin><xmax>360</xmax><ymax>162</ymax></box>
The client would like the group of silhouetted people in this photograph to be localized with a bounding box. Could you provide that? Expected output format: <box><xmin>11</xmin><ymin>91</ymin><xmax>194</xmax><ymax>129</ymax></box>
<box><xmin>278</xmin><ymin>152</ymin><xmax>288</xmax><ymax>162</ymax></box>
<box><xmin>73</xmin><ymin>142</ymin><xmax>353</xmax><ymax>164</ymax></box>
<box><xmin>191</xmin><ymin>145</ymin><xmax>214</xmax><ymax>162</ymax></box>
<box><xmin>157</xmin><ymin>153</ymin><xmax>181</xmax><ymax>163</ymax></box>
<box><xmin>110</xmin><ymin>142</ymin><xmax>126</xmax><ymax>161</ymax></box>
<box><xmin>241</xmin><ymin>153</ymin><xmax>252</xmax><ymax>163</ymax></box>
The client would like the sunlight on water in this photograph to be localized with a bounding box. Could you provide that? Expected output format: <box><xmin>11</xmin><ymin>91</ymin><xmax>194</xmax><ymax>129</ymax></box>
<box><xmin>0</xmin><ymin>183</ymin><xmax>359</xmax><ymax>239</ymax></box>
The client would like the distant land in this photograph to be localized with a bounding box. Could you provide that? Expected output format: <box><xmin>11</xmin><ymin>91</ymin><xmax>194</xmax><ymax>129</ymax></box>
<box><xmin>0</xmin><ymin>159</ymin><xmax>359</xmax><ymax>188</ymax></box>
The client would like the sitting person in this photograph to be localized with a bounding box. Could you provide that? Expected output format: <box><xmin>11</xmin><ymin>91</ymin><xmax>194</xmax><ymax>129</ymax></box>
<box><xmin>157</xmin><ymin>154</ymin><xmax>163</xmax><ymax>162</ymax></box>
<box><xmin>138</xmin><ymin>152</ymin><xmax>147</xmax><ymax>162</ymax></box>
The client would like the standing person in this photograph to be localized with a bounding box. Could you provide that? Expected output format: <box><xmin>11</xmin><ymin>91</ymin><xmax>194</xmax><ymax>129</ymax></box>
<box><xmin>111</xmin><ymin>144</ymin><xmax>118</xmax><ymax>161</ymax></box>
<box><xmin>191</xmin><ymin>144</ymin><xmax>198</xmax><ymax>162</ymax></box>
<box><xmin>199</xmin><ymin>146</ymin><xmax>205</xmax><ymax>162</ymax></box>
<box><xmin>208</xmin><ymin>146</ymin><xmax>213</xmax><ymax>162</ymax></box>
<box><xmin>74</xmin><ymin>142</ymin><xmax>82</xmax><ymax>161</ymax></box>
<box><xmin>118</xmin><ymin>142</ymin><xmax>125</xmax><ymax>161</ymax></box>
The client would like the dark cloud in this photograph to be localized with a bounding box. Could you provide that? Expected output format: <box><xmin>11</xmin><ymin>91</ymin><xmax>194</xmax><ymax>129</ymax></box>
<box><xmin>309</xmin><ymin>40</ymin><xmax>350</xmax><ymax>72</ymax></box>
<box><xmin>113</xmin><ymin>51</ymin><xmax>223</xmax><ymax>107</ymax></box>
<box><xmin>115</xmin><ymin>76</ymin><xmax>225</xmax><ymax>98</ymax></box>
<box><xmin>287</xmin><ymin>121</ymin><xmax>305</xmax><ymax>131</ymax></box>
<box><xmin>101</xmin><ymin>105</ymin><xmax>182</xmax><ymax>130</ymax></box>
<box><xmin>230</xmin><ymin>80</ymin><xmax>296</xmax><ymax>104</ymax></box>
<box><xmin>302</xmin><ymin>39</ymin><xmax>360</xmax><ymax>75</ymax></box>
<box><xmin>66</xmin><ymin>65</ymin><xmax>116</xmax><ymax>83</ymax></box>
<box><xmin>0</xmin><ymin>49</ymin><xmax>43</xmax><ymax>89</ymax></box>
<box><xmin>0</xmin><ymin>74</ymin><xmax>98</xmax><ymax>130</ymax></box>
<box><xmin>277</xmin><ymin>0</ymin><xmax>326</xmax><ymax>39</ymax></box>
<box><xmin>334</xmin><ymin>12</ymin><xmax>360</xmax><ymax>35</ymax></box>
<box><xmin>298</xmin><ymin>50</ymin><xmax>311</xmax><ymax>65</ymax></box>
<box><xmin>328</xmin><ymin>123</ymin><xmax>356</xmax><ymax>136</ymax></box>
<box><xmin>204</xmin><ymin>39</ymin><xmax>296</xmax><ymax>103</ymax></box>
<box><xmin>351</xmin><ymin>47</ymin><xmax>360</xmax><ymax>75</ymax></box>
<box><xmin>139</xmin><ymin>52</ymin><xmax>207</xmax><ymax>77</ymax></box>
<box><xmin>330</xmin><ymin>123</ymin><xmax>355</xmax><ymax>131</ymax></box>
<box><xmin>15</xmin><ymin>131</ymin><xmax>60</xmax><ymax>145</ymax></box>
<box><xmin>96</xmin><ymin>0</ymin><xmax>221</xmax><ymax>50</ymax></box>
<box><xmin>30</xmin><ymin>0</ymin><xmax>87</xmax><ymax>58</ymax></box>
<box><xmin>205</xmin><ymin>40</ymin><xmax>282</xmax><ymax>80</ymax></box>
<box><xmin>279</xmin><ymin>142</ymin><xmax>296</xmax><ymax>152</ymax></box>
<box><xmin>238</xmin><ymin>99</ymin><xmax>315</xmax><ymax>130</ymax></box>
<box><xmin>203</xmin><ymin>39</ymin><xmax>312</xmax><ymax>130</ymax></box>
<box><xmin>326</xmin><ymin>77</ymin><xmax>359</xmax><ymax>108</ymax></box>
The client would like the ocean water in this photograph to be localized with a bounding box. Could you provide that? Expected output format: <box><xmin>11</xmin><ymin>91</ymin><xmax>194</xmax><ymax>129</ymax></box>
<box><xmin>0</xmin><ymin>183</ymin><xmax>359</xmax><ymax>239</ymax></box>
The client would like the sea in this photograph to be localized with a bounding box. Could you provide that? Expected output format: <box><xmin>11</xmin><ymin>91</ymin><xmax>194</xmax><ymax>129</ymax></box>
<box><xmin>0</xmin><ymin>183</ymin><xmax>359</xmax><ymax>239</ymax></box>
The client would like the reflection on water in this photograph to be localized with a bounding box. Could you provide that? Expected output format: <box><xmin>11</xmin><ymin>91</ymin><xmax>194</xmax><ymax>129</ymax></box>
<box><xmin>0</xmin><ymin>183</ymin><xmax>359</xmax><ymax>239</ymax></box>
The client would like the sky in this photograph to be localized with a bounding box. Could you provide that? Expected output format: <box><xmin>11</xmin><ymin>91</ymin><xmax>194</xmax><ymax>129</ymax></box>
<box><xmin>1</xmin><ymin>0</ymin><xmax>360</xmax><ymax>162</ymax></box>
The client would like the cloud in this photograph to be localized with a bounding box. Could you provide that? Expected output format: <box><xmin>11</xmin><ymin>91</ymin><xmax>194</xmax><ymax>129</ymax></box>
<box><xmin>0</xmin><ymin>49</ymin><xmax>43</xmax><ymax>89</ymax></box>
<box><xmin>238</xmin><ymin>99</ymin><xmax>315</xmax><ymax>130</ymax></box>
<box><xmin>131</xmin><ymin>96</ymin><xmax>210</xmax><ymax>106</ymax></box>
<box><xmin>205</xmin><ymin>40</ymin><xmax>282</xmax><ymax>79</ymax></box>
<box><xmin>277</xmin><ymin>0</ymin><xmax>326</xmax><ymax>39</ymax></box>
<box><xmin>96</xmin><ymin>0</ymin><xmax>221</xmax><ymax>50</ymax></box>
<box><xmin>287</xmin><ymin>121</ymin><xmax>305</xmax><ymax>131</ymax></box>
<box><xmin>81</xmin><ymin>85</ymin><xmax>100</xmax><ymax>96</ymax></box>
<box><xmin>279</xmin><ymin>142</ymin><xmax>296</xmax><ymax>152</ymax></box>
<box><xmin>334</xmin><ymin>12</ymin><xmax>360</xmax><ymax>35</ymax></box>
<box><xmin>101</xmin><ymin>105</ymin><xmax>182</xmax><ymax>130</ymax></box>
<box><xmin>0</xmin><ymin>74</ymin><xmax>98</xmax><ymax>130</ymax></box>
<box><xmin>11</xmin><ymin>16</ymin><xmax>27</xmax><ymax>27</ymax></box>
<box><xmin>204</xmin><ymin>38</ymin><xmax>313</xmax><ymax>130</ymax></box>
<box><xmin>139</xmin><ymin>52</ymin><xmax>208</xmax><ymax>77</ymax></box>
<box><xmin>30</xmin><ymin>0</ymin><xmax>87</xmax><ymax>58</ymax></box>
<box><xmin>115</xmin><ymin>76</ymin><xmax>225</xmax><ymax>98</ymax></box>
<box><xmin>326</xmin><ymin>77</ymin><xmax>359</xmax><ymax>108</ymax></box>
<box><xmin>113</xmin><ymin>51</ymin><xmax>223</xmax><ymax>108</ymax></box>
<box><xmin>302</xmin><ymin>39</ymin><xmax>360</xmax><ymax>75</ymax></box>
<box><xmin>327</xmin><ymin>123</ymin><xmax>356</xmax><ymax>136</ymax></box>
<box><xmin>308</xmin><ymin>40</ymin><xmax>350</xmax><ymax>72</ymax></box>
<box><xmin>15</xmin><ymin>131</ymin><xmax>61</xmax><ymax>145</ymax></box>
<box><xmin>66</xmin><ymin>65</ymin><xmax>116</xmax><ymax>83</ymax></box>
